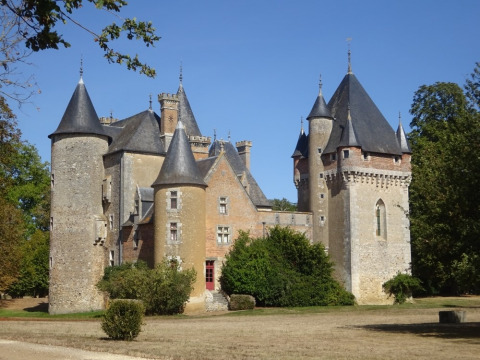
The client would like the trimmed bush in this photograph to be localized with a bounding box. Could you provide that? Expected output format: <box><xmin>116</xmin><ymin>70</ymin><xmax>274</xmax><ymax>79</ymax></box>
<box><xmin>101</xmin><ymin>299</ymin><xmax>145</xmax><ymax>341</ymax></box>
<box><xmin>229</xmin><ymin>294</ymin><xmax>255</xmax><ymax>310</ymax></box>
<box><xmin>383</xmin><ymin>272</ymin><xmax>423</xmax><ymax>304</ymax></box>
<box><xmin>220</xmin><ymin>226</ymin><xmax>355</xmax><ymax>307</ymax></box>
<box><xmin>97</xmin><ymin>259</ymin><xmax>196</xmax><ymax>315</ymax></box>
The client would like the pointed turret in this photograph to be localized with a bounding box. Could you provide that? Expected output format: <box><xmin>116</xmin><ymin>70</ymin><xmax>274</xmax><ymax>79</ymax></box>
<box><xmin>396</xmin><ymin>113</ymin><xmax>411</xmax><ymax>153</ymax></box>
<box><xmin>152</xmin><ymin>121</ymin><xmax>206</xmax><ymax>187</ymax></box>
<box><xmin>177</xmin><ymin>80</ymin><xmax>202</xmax><ymax>137</ymax></box>
<box><xmin>325</xmin><ymin>72</ymin><xmax>402</xmax><ymax>155</ymax></box>
<box><xmin>338</xmin><ymin>105</ymin><xmax>359</xmax><ymax>147</ymax></box>
<box><xmin>49</xmin><ymin>78</ymin><xmax>109</xmax><ymax>140</ymax></box>
<box><xmin>307</xmin><ymin>76</ymin><xmax>333</xmax><ymax>120</ymax></box>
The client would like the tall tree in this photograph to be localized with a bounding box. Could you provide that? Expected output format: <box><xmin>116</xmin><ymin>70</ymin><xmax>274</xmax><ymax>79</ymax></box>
<box><xmin>409</xmin><ymin>72</ymin><xmax>480</xmax><ymax>294</ymax></box>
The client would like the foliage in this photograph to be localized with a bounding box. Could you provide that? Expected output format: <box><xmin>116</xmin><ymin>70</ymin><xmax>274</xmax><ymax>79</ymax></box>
<box><xmin>97</xmin><ymin>260</ymin><xmax>196</xmax><ymax>315</ymax></box>
<box><xmin>0</xmin><ymin>197</ymin><xmax>24</xmax><ymax>292</ymax></box>
<box><xmin>382</xmin><ymin>273</ymin><xmax>423</xmax><ymax>304</ymax></box>
<box><xmin>0</xmin><ymin>105</ymin><xmax>50</xmax><ymax>295</ymax></box>
<box><xmin>7</xmin><ymin>230</ymin><xmax>49</xmax><ymax>297</ymax></box>
<box><xmin>409</xmin><ymin>65</ymin><xmax>480</xmax><ymax>295</ymax></box>
<box><xmin>220</xmin><ymin>226</ymin><xmax>355</xmax><ymax>307</ymax></box>
<box><xmin>229</xmin><ymin>294</ymin><xmax>255</xmax><ymax>310</ymax></box>
<box><xmin>101</xmin><ymin>299</ymin><xmax>145</xmax><ymax>341</ymax></box>
<box><xmin>272</xmin><ymin>198</ymin><xmax>297</xmax><ymax>212</ymax></box>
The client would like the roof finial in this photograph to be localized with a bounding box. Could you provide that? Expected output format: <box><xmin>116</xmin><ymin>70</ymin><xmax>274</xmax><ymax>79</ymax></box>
<box><xmin>214</xmin><ymin>129</ymin><xmax>217</xmax><ymax>141</ymax></box>
<box><xmin>300</xmin><ymin>116</ymin><xmax>304</xmax><ymax>132</ymax></box>
<box><xmin>179</xmin><ymin>61</ymin><xmax>183</xmax><ymax>85</ymax></box>
<box><xmin>110</xmin><ymin>110</ymin><xmax>113</xmax><ymax>119</ymax></box>
<box><xmin>79</xmin><ymin>56</ymin><xmax>84</xmax><ymax>83</ymax></box>
<box><xmin>319</xmin><ymin>74</ymin><xmax>323</xmax><ymax>94</ymax></box>
<box><xmin>346</xmin><ymin>37</ymin><xmax>352</xmax><ymax>74</ymax></box>
<box><xmin>149</xmin><ymin>94</ymin><xmax>152</xmax><ymax>111</ymax></box>
<box><xmin>228</xmin><ymin>131</ymin><xmax>231</xmax><ymax>142</ymax></box>
<box><xmin>398</xmin><ymin>111</ymin><xmax>402</xmax><ymax>125</ymax></box>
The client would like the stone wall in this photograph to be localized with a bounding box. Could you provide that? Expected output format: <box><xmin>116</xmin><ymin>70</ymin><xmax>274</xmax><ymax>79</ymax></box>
<box><xmin>49</xmin><ymin>134</ymin><xmax>108</xmax><ymax>314</ymax></box>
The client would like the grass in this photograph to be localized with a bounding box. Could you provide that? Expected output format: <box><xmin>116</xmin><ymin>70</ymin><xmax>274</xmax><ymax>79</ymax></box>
<box><xmin>1</xmin><ymin>295</ymin><xmax>478</xmax><ymax>320</ymax></box>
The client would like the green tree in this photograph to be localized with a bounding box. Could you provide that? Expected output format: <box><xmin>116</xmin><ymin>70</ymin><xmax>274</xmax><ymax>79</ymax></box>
<box><xmin>220</xmin><ymin>226</ymin><xmax>355</xmax><ymax>306</ymax></box>
<box><xmin>409</xmin><ymin>71</ymin><xmax>480</xmax><ymax>294</ymax></box>
<box><xmin>8</xmin><ymin>230</ymin><xmax>49</xmax><ymax>297</ymax></box>
<box><xmin>271</xmin><ymin>198</ymin><xmax>297</xmax><ymax>212</ymax></box>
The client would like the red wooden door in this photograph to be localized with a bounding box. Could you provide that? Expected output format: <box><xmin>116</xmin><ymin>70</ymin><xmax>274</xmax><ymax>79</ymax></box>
<box><xmin>205</xmin><ymin>260</ymin><xmax>215</xmax><ymax>290</ymax></box>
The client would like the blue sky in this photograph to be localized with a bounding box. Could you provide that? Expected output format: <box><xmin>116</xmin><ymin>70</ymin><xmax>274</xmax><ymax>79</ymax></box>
<box><xmin>13</xmin><ymin>0</ymin><xmax>480</xmax><ymax>202</ymax></box>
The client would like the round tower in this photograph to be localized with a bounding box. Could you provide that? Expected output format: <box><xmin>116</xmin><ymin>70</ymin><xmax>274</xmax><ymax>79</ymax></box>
<box><xmin>152</xmin><ymin>121</ymin><xmax>207</xmax><ymax>312</ymax></box>
<box><xmin>48</xmin><ymin>77</ymin><xmax>110</xmax><ymax>314</ymax></box>
<box><xmin>307</xmin><ymin>77</ymin><xmax>334</xmax><ymax>248</ymax></box>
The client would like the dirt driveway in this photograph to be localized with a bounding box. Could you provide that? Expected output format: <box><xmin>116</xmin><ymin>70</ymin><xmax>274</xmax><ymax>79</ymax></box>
<box><xmin>1</xmin><ymin>298</ymin><xmax>479</xmax><ymax>360</ymax></box>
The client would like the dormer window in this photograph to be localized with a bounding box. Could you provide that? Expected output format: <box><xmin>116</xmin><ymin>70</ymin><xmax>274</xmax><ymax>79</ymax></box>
<box><xmin>331</xmin><ymin>153</ymin><xmax>337</xmax><ymax>161</ymax></box>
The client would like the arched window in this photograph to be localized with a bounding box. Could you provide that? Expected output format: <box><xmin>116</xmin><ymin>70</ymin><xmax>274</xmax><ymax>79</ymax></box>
<box><xmin>375</xmin><ymin>199</ymin><xmax>386</xmax><ymax>239</ymax></box>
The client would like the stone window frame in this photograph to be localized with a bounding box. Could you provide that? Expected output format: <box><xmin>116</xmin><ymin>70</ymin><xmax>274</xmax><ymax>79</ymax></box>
<box><xmin>393</xmin><ymin>155</ymin><xmax>401</xmax><ymax>165</ymax></box>
<box><xmin>166</xmin><ymin>221</ymin><xmax>182</xmax><ymax>244</ymax></box>
<box><xmin>167</xmin><ymin>188</ymin><xmax>181</xmax><ymax>212</ymax></box>
<box><xmin>218</xmin><ymin>196</ymin><xmax>229</xmax><ymax>215</ymax></box>
<box><xmin>217</xmin><ymin>225</ymin><xmax>231</xmax><ymax>245</ymax></box>
<box><xmin>343</xmin><ymin>149</ymin><xmax>350</xmax><ymax>159</ymax></box>
<box><xmin>109</xmin><ymin>214</ymin><xmax>114</xmax><ymax>230</ymax></box>
<box><xmin>362</xmin><ymin>152</ymin><xmax>370</xmax><ymax>161</ymax></box>
<box><xmin>330</xmin><ymin>153</ymin><xmax>337</xmax><ymax>161</ymax></box>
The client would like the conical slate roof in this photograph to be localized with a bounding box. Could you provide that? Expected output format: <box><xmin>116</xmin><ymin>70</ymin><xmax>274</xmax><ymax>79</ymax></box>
<box><xmin>177</xmin><ymin>83</ymin><xmax>202</xmax><ymax>137</ymax></box>
<box><xmin>49</xmin><ymin>78</ymin><xmax>109</xmax><ymax>140</ymax></box>
<box><xmin>152</xmin><ymin>121</ymin><xmax>206</xmax><ymax>187</ymax></box>
<box><xmin>338</xmin><ymin>106</ymin><xmax>360</xmax><ymax>147</ymax></box>
<box><xmin>324</xmin><ymin>73</ymin><xmax>402</xmax><ymax>155</ymax></box>
<box><xmin>106</xmin><ymin>110</ymin><xmax>165</xmax><ymax>155</ymax></box>
<box><xmin>292</xmin><ymin>128</ymin><xmax>308</xmax><ymax>158</ymax></box>
<box><xmin>307</xmin><ymin>87</ymin><xmax>333</xmax><ymax>120</ymax></box>
<box><xmin>396</xmin><ymin>119</ymin><xmax>411</xmax><ymax>153</ymax></box>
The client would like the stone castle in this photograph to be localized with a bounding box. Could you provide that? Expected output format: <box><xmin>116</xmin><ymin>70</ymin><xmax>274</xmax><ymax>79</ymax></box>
<box><xmin>48</xmin><ymin>59</ymin><xmax>411</xmax><ymax>314</ymax></box>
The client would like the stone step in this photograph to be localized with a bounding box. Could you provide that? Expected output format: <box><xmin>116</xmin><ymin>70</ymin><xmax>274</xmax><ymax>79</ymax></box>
<box><xmin>205</xmin><ymin>290</ymin><xmax>229</xmax><ymax>312</ymax></box>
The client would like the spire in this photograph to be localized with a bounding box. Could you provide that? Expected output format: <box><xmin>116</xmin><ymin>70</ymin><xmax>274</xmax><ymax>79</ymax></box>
<box><xmin>79</xmin><ymin>56</ymin><xmax>84</xmax><ymax>84</ymax></box>
<box><xmin>396</xmin><ymin>112</ymin><xmax>411</xmax><ymax>153</ymax></box>
<box><xmin>307</xmin><ymin>74</ymin><xmax>333</xmax><ymax>120</ymax></box>
<box><xmin>347</xmin><ymin>38</ymin><xmax>353</xmax><ymax>74</ymax></box>
<box><xmin>300</xmin><ymin>116</ymin><xmax>304</xmax><ymax>134</ymax></box>
<box><xmin>179</xmin><ymin>62</ymin><xmax>183</xmax><ymax>86</ymax></box>
<box><xmin>152</xmin><ymin>121</ymin><xmax>206</xmax><ymax>187</ymax></box>
<box><xmin>338</xmin><ymin>103</ymin><xmax>359</xmax><ymax>147</ymax></box>
<box><xmin>49</xmin><ymin>77</ymin><xmax>110</xmax><ymax>140</ymax></box>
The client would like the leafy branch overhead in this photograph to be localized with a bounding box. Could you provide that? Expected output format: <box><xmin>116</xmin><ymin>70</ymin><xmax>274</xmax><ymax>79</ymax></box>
<box><xmin>1</xmin><ymin>0</ymin><xmax>160</xmax><ymax>77</ymax></box>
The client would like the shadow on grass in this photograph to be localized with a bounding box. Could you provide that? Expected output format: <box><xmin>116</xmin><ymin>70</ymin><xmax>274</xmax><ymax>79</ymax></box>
<box><xmin>24</xmin><ymin>302</ymin><xmax>48</xmax><ymax>313</ymax></box>
<box><xmin>358</xmin><ymin>322</ymin><xmax>480</xmax><ymax>341</ymax></box>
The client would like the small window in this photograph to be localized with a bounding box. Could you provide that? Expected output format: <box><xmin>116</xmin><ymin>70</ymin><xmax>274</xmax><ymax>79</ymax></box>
<box><xmin>219</xmin><ymin>197</ymin><xmax>228</xmax><ymax>214</ymax></box>
<box><xmin>170</xmin><ymin>222</ymin><xmax>178</xmax><ymax>242</ymax></box>
<box><xmin>134</xmin><ymin>200</ymin><xmax>139</xmax><ymax>215</ymax></box>
<box><xmin>363</xmin><ymin>152</ymin><xmax>369</xmax><ymax>160</ymax></box>
<box><xmin>343</xmin><ymin>150</ymin><xmax>350</xmax><ymax>159</ymax></box>
<box><xmin>170</xmin><ymin>191</ymin><xmax>178</xmax><ymax>209</ymax></box>
<box><xmin>50</xmin><ymin>217</ymin><xmax>53</xmax><ymax>231</ymax></box>
<box><xmin>51</xmin><ymin>173</ymin><xmax>54</xmax><ymax>188</ymax></box>
<box><xmin>331</xmin><ymin>153</ymin><xmax>337</xmax><ymax>161</ymax></box>
<box><xmin>133</xmin><ymin>231</ymin><xmax>139</xmax><ymax>249</ymax></box>
<box><xmin>109</xmin><ymin>250</ymin><xmax>115</xmax><ymax>267</ymax></box>
<box><xmin>376</xmin><ymin>200</ymin><xmax>387</xmax><ymax>239</ymax></box>
<box><xmin>320</xmin><ymin>215</ymin><xmax>325</xmax><ymax>221</ymax></box>
<box><xmin>394</xmin><ymin>156</ymin><xmax>401</xmax><ymax>164</ymax></box>
<box><xmin>320</xmin><ymin>193</ymin><xmax>325</xmax><ymax>199</ymax></box>
<box><xmin>217</xmin><ymin>226</ymin><xmax>231</xmax><ymax>244</ymax></box>
<box><xmin>317</xmin><ymin>147</ymin><xmax>322</xmax><ymax>154</ymax></box>
<box><xmin>109</xmin><ymin>214</ymin><xmax>114</xmax><ymax>230</ymax></box>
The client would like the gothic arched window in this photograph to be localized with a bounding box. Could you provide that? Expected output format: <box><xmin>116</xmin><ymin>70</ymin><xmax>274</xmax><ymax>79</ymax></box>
<box><xmin>376</xmin><ymin>199</ymin><xmax>386</xmax><ymax>239</ymax></box>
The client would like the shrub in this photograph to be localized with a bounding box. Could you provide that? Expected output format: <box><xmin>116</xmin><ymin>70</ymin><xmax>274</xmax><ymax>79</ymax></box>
<box><xmin>383</xmin><ymin>272</ymin><xmax>423</xmax><ymax>304</ymax></box>
<box><xmin>220</xmin><ymin>226</ymin><xmax>355</xmax><ymax>307</ymax></box>
<box><xmin>229</xmin><ymin>294</ymin><xmax>255</xmax><ymax>310</ymax></box>
<box><xmin>101</xmin><ymin>299</ymin><xmax>145</xmax><ymax>341</ymax></box>
<box><xmin>97</xmin><ymin>259</ymin><xmax>196</xmax><ymax>315</ymax></box>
